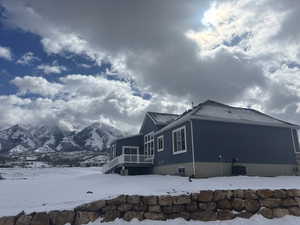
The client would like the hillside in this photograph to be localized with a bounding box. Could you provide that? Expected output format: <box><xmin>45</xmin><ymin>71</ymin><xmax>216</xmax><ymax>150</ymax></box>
<box><xmin>0</xmin><ymin>122</ymin><xmax>124</xmax><ymax>154</ymax></box>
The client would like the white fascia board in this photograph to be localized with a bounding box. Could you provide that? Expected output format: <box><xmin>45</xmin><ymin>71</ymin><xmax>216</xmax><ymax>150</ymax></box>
<box><xmin>189</xmin><ymin>115</ymin><xmax>299</xmax><ymax>129</ymax></box>
<box><xmin>155</xmin><ymin>114</ymin><xmax>299</xmax><ymax>136</ymax></box>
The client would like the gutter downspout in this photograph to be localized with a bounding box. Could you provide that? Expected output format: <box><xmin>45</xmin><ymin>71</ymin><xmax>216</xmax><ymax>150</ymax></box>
<box><xmin>190</xmin><ymin>119</ymin><xmax>196</xmax><ymax>177</ymax></box>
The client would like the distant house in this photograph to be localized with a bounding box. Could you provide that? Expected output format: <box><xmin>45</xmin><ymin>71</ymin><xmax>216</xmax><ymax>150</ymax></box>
<box><xmin>103</xmin><ymin>100</ymin><xmax>300</xmax><ymax>177</ymax></box>
<box><xmin>80</xmin><ymin>155</ymin><xmax>108</xmax><ymax>167</ymax></box>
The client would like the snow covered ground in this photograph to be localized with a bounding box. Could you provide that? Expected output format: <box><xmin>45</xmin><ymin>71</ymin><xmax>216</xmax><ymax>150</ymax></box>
<box><xmin>91</xmin><ymin>216</ymin><xmax>300</xmax><ymax>225</ymax></box>
<box><xmin>1</xmin><ymin>167</ymin><xmax>300</xmax><ymax>224</ymax></box>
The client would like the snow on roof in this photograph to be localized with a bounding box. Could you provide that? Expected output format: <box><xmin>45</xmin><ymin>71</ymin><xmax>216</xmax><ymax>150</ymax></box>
<box><xmin>194</xmin><ymin>101</ymin><xmax>292</xmax><ymax>126</ymax></box>
<box><xmin>156</xmin><ymin>100</ymin><xmax>299</xmax><ymax>134</ymax></box>
<box><xmin>147</xmin><ymin>112</ymin><xmax>179</xmax><ymax>125</ymax></box>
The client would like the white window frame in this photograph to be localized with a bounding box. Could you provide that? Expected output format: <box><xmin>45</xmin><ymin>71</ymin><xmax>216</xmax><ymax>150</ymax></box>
<box><xmin>144</xmin><ymin>132</ymin><xmax>154</xmax><ymax>158</ymax></box>
<box><xmin>172</xmin><ymin>125</ymin><xmax>187</xmax><ymax>155</ymax></box>
<box><xmin>157</xmin><ymin>135</ymin><xmax>164</xmax><ymax>152</ymax></box>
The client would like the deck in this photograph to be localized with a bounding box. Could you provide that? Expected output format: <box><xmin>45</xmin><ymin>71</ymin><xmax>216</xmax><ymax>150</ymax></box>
<box><xmin>102</xmin><ymin>154</ymin><xmax>154</xmax><ymax>174</ymax></box>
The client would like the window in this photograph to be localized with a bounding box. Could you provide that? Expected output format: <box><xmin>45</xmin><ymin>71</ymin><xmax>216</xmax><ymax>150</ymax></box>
<box><xmin>172</xmin><ymin>126</ymin><xmax>187</xmax><ymax>154</ymax></box>
<box><xmin>157</xmin><ymin>135</ymin><xmax>164</xmax><ymax>152</ymax></box>
<box><xmin>144</xmin><ymin>132</ymin><xmax>154</xmax><ymax>157</ymax></box>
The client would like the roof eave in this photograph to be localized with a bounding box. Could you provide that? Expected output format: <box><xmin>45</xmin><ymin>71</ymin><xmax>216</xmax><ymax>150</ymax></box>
<box><xmin>155</xmin><ymin>115</ymin><xmax>300</xmax><ymax>136</ymax></box>
<box><xmin>189</xmin><ymin>115</ymin><xmax>300</xmax><ymax>129</ymax></box>
<box><xmin>112</xmin><ymin>134</ymin><xmax>143</xmax><ymax>143</ymax></box>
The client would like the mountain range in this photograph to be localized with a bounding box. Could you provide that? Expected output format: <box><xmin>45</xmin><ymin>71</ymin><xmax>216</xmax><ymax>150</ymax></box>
<box><xmin>0</xmin><ymin>122</ymin><xmax>124</xmax><ymax>154</ymax></box>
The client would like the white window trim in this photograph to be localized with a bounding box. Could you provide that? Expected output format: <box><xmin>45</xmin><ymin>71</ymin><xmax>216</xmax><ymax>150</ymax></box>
<box><xmin>172</xmin><ymin>125</ymin><xmax>187</xmax><ymax>155</ymax></box>
<box><xmin>157</xmin><ymin>135</ymin><xmax>164</xmax><ymax>152</ymax></box>
<box><xmin>144</xmin><ymin>132</ymin><xmax>154</xmax><ymax>158</ymax></box>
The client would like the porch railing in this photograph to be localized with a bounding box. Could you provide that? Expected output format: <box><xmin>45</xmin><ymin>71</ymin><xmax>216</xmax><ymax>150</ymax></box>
<box><xmin>102</xmin><ymin>154</ymin><xmax>154</xmax><ymax>174</ymax></box>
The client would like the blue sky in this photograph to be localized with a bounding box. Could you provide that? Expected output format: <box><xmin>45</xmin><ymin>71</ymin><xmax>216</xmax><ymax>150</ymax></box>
<box><xmin>0</xmin><ymin>0</ymin><xmax>300</xmax><ymax>132</ymax></box>
<box><xmin>0</xmin><ymin>18</ymin><xmax>112</xmax><ymax>95</ymax></box>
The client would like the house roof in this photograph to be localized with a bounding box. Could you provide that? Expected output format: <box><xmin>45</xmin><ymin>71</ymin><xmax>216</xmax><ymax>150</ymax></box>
<box><xmin>139</xmin><ymin>111</ymin><xmax>179</xmax><ymax>134</ymax></box>
<box><xmin>155</xmin><ymin>100</ymin><xmax>300</xmax><ymax>134</ymax></box>
<box><xmin>146</xmin><ymin>111</ymin><xmax>179</xmax><ymax>126</ymax></box>
<box><xmin>111</xmin><ymin>134</ymin><xmax>143</xmax><ymax>143</ymax></box>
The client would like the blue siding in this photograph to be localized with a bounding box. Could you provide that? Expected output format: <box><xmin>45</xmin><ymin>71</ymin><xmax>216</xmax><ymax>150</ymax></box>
<box><xmin>154</xmin><ymin>121</ymin><xmax>193</xmax><ymax>166</ymax></box>
<box><xmin>192</xmin><ymin>119</ymin><xmax>297</xmax><ymax>164</ymax></box>
<box><xmin>111</xmin><ymin>135</ymin><xmax>144</xmax><ymax>158</ymax></box>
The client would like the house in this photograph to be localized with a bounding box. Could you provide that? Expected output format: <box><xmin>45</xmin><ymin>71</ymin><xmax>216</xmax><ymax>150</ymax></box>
<box><xmin>79</xmin><ymin>155</ymin><xmax>108</xmax><ymax>167</ymax></box>
<box><xmin>103</xmin><ymin>100</ymin><xmax>300</xmax><ymax>177</ymax></box>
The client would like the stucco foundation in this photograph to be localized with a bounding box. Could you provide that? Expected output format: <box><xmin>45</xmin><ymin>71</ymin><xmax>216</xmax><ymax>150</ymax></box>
<box><xmin>153</xmin><ymin>162</ymin><xmax>298</xmax><ymax>178</ymax></box>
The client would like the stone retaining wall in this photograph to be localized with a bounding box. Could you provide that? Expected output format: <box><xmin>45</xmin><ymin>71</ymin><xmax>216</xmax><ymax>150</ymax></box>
<box><xmin>2</xmin><ymin>189</ymin><xmax>300</xmax><ymax>225</ymax></box>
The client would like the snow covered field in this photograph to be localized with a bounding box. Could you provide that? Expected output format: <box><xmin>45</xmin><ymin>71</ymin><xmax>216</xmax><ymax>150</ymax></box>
<box><xmin>1</xmin><ymin>167</ymin><xmax>300</xmax><ymax>224</ymax></box>
<box><xmin>94</xmin><ymin>216</ymin><xmax>300</xmax><ymax>225</ymax></box>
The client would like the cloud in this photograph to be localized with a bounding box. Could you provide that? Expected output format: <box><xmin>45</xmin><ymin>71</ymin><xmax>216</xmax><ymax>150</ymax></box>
<box><xmin>37</xmin><ymin>63</ymin><xmax>67</xmax><ymax>74</ymax></box>
<box><xmin>17</xmin><ymin>51</ymin><xmax>40</xmax><ymax>65</ymax></box>
<box><xmin>1</xmin><ymin>1</ymin><xmax>264</xmax><ymax>103</ymax></box>
<box><xmin>183</xmin><ymin>0</ymin><xmax>300</xmax><ymax>118</ymax></box>
<box><xmin>0</xmin><ymin>46</ymin><xmax>12</xmax><ymax>61</ymax></box>
<box><xmin>4</xmin><ymin>74</ymin><xmax>187</xmax><ymax>132</ymax></box>
<box><xmin>78</xmin><ymin>63</ymin><xmax>93</xmax><ymax>69</ymax></box>
<box><xmin>11</xmin><ymin>76</ymin><xmax>63</xmax><ymax>97</ymax></box>
<box><xmin>2</xmin><ymin>0</ymin><xmax>300</xmax><ymax>129</ymax></box>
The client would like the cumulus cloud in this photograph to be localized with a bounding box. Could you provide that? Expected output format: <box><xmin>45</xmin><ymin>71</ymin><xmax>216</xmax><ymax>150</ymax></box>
<box><xmin>17</xmin><ymin>52</ymin><xmax>40</xmax><ymax>65</ymax></box>
<box><xmin>11</xmin><ymin>76</ymin><xmax>63</xmax><ymax>97</ymax></box>
<box><xmin>1</xmin><ymin>0</ymin><xmax>300</xmax><ymax>129</ymax></box>
<box><xmin>0</xmin><ymin>0</ymin><xmax>265</xmax><ymax>102</ymax></box>
<box><xmin>0</xmin><ymin>46</ymin><xmax>12</xmax><ymax>61</ymax></box>
<box><xmin>3</xmin><ymin>74</ymin><xmax>187</xmax><ymax>132</ymax></box>
<box><xmin>37</xmin><ymin>63</ymin><xmax>67</xmax><ymax>74</ymax></box>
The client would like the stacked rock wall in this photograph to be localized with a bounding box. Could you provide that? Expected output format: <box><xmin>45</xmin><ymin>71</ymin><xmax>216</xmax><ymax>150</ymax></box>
<box><xmin>1</xmin><ymin>189</ymin><xmax>300</xmax><ymax>225</ymax></box>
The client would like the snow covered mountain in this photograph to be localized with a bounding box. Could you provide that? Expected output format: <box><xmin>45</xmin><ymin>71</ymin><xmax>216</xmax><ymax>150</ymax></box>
<box><xmin>0</xmin><ymin>123</ymin><xmax>124</xmax><ymax>154</ymax></box>
<box><xmin>0</xmin><ymin>125</ymin><xmax>38</xmax><ymax>153</ymax></box>
<box><xmin>74</xmin><ymin>122</ymin><xmax>123</xmax><ymax>152</ymax></box>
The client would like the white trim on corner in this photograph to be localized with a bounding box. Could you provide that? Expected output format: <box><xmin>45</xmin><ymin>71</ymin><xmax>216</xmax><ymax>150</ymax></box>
<box><xmin>172</xmin><ymin>125</ymin><xmax>187</xmax><ymax>155</ymax></box>
<box><xmin>157</xmin><ymin>135</ymin><xmax>164</xmax><ymax>152</ymax></box>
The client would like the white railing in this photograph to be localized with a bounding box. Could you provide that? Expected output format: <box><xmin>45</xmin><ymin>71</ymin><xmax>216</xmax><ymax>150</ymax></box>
<box><xmin>102</xmin><ymin>154</ymin><xmax>154</xmax><ymax>174</ymax></box>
